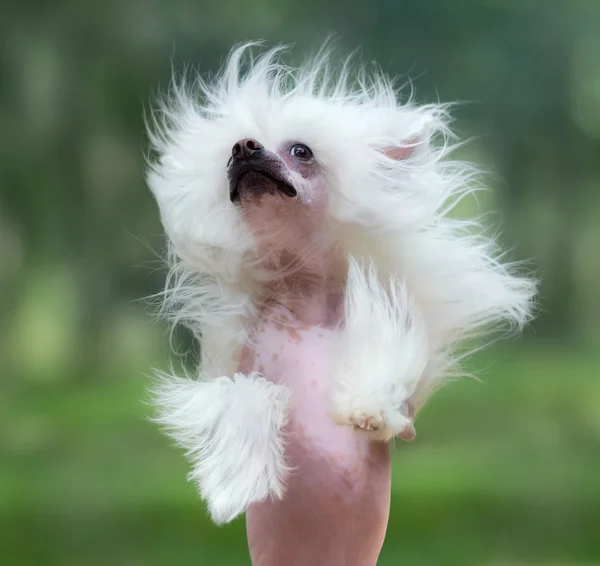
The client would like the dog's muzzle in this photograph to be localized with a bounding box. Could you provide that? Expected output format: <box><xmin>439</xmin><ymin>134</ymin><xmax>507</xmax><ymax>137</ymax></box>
<box><xmin>227</xmin><ymin>138</ymin><xmax>297</xmax><ymax>202</ymax></box>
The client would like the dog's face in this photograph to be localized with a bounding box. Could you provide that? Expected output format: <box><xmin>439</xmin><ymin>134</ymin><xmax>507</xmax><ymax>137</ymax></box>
<box><xmin>226</xmin><ymin>137</ymin><xmax>331</xmax><ymax>265</ymax></box>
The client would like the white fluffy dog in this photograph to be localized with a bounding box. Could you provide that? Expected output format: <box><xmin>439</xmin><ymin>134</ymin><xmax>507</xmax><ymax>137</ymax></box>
<box><xmin>146</xmin><ymin>43</ymin><xmax>535</xmax><ymax>565</ymax></box>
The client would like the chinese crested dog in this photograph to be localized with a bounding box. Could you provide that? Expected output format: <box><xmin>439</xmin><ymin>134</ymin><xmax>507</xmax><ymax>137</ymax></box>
<box><xmin>145</xmin><ymin>43</ymin><xmax>535</xmax><ymax>565</ymax></box>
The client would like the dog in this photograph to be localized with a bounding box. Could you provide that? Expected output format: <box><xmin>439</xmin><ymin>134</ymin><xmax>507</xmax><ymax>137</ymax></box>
<box><xmin>146</xmin><ymin>43</ymin><xmax>535</xmax><ymax>565</ymax></box>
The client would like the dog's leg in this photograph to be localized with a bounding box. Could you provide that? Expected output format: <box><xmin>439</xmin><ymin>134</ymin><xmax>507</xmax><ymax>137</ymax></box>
<box><xmin>152</xmin><ymin>371</ymin><xmax>291</xmax><ymax>523</ymax></box>
<box><xmin>330</xmin><ymin>257</ymin><xmax>428</xmax><ymax>441</ymax></box>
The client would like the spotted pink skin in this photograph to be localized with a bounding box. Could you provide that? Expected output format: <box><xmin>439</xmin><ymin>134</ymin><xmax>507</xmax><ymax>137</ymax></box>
<box><xmin>234</xmin><ymin>145</ymin><xmax>393</xmax><ymax>565</ymax></box>
<box><xmin>241</xmin><ymin>313</ymin><xmax>391</xmax><ymax>566</ymax></box>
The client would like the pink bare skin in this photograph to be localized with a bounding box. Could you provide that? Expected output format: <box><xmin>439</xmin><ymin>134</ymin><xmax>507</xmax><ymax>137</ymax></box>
<box><xmin>229</xmin><ymin>139</ymin><xmax>393</xmax><ymax>565</ymax></box>
<box><xmin>242</xmin><ymin>315</ymin><xmax>391</xmax><ymax>566</ymax></box>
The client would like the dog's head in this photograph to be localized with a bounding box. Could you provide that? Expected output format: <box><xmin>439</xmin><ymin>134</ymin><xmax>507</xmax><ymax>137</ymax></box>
<box><xmin>146</xmin><ymin>44</ymin><xmax>451</xmax><ymax>281</ymax></box>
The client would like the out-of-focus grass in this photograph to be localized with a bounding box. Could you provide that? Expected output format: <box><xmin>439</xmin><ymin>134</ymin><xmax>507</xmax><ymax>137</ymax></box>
<box><xmin>1</xmin><ymin>348</ymin><xmax>599</xmax><ymax>565</ymax></box>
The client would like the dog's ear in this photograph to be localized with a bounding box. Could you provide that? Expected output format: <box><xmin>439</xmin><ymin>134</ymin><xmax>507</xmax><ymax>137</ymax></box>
<box><xmin>381</xmin><ymin>114</ymin><xmax>437</xmax><ymax>161</ymax></box>
<box><xmin>381</xmin><ymin>138</ymin><xmax>421</xmax><ymax>161</ymax></box>
<box><xmin>381</xmin><ymin>130</ymin><xmax>432</xmax><ymax>161</ymax></box>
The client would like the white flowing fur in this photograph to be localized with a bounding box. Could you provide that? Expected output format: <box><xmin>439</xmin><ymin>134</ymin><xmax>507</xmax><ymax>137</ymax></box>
<box><xmin>152</xmin><ymin>371</ymin><xmax>291</xmax><ymax>524</ymax></box>
<box><xmin>145</xmin><ymin>42</ymin><xmax>536</xmax><ymax>523</ymax></box>
<box><xmin>331</xmin><ymin>257</ymin><xmax>428</xmax><ymax>441</ymax></box>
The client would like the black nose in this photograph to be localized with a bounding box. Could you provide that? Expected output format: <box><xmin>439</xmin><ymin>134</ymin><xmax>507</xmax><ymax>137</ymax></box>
<box><xmin>231</xmin><ymin>138</ymin><xmax>263</xmax><ymax>159</ymax></box>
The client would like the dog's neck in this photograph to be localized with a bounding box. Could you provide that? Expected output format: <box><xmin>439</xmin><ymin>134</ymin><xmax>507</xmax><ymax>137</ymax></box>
<box><xmin>252</xmin><ymin>243</ymin><xmax>347</xmax><ymax>328</ymax></box>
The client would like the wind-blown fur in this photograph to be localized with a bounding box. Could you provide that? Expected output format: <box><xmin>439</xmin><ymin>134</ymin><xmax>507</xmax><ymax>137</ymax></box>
<box><xmin>146</xmin><ymin>42</ymin><xmax>536</xmax><ymax>523</ymax></box>
<box><xmin>152</xmin><ymin>371</ymin><xmax>291</xmax><ymax>523</ymax></box>
<box><xmin>331</xmin><ymin>257</ymin><xmax>428</xmax><ymax>441</ymax></box>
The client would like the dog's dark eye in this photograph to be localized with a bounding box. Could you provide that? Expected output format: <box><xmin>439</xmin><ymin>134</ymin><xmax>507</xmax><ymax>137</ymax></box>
<box><xmin>290</xmin><ymin>144</ymin><xmax>313</xmax><ymax>160</ymax></box>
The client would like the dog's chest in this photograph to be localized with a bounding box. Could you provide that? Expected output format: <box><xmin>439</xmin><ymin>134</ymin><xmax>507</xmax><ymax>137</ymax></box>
<box><xmin>242</xmin><ymin>310</ymin><xmax>391</xmax><ymax>565</ymax></box>
<box><xmin>241</xmin><ymin>313</ymin><xmax>354</xmax><ymax>455</ymax></box>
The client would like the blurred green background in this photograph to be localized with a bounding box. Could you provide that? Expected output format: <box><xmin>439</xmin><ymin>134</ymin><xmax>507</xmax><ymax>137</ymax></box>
<box><xmin>1</xmin><ymin>0</ymin><xmax>599</xmax><ymax>564</ymax></box>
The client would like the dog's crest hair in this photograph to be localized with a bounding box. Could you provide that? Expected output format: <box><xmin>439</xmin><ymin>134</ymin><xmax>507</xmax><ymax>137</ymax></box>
<box><xmin>145</xmin><ymin>42</ymin><xmax>536</xmax><ymax>522</ymax></box>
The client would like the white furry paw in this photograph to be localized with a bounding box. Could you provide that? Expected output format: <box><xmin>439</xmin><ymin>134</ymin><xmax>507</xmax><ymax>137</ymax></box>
<box><xmin>331</xmin><ymin>257</ymin><xmax>427</xmax><ymax>442</ymax></box>
<box><xmin>332</xmin><ymin>402</ymin><xmax>416</xmax><ymax>442</ymax></box>
<box><xmin>152</xmin><ymin>371</ymin><xmax>291</xmax><ymax>524</ymax></box>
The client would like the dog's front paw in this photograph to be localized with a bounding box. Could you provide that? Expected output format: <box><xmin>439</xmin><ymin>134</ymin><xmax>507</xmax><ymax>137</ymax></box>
<box><xmin>332</xmin><ymin>401</ymin><xmax>416</xmax><ymax>442</ymax></box>
<box><xmin>330</xmin><ymin>258</ymin><xmax>426</xmax><ymax>443</ymax></box>
<box><xmin>152</xmin><ymin>371</ymin><xmax>291</xmax><ymax>524</ymax></box>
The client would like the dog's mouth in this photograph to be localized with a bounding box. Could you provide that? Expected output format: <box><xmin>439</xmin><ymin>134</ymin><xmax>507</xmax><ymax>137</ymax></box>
<box><xmin>229</xmin><ymin>167</ymin><xmax>297</xmax><ymax>203</ymax></box>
